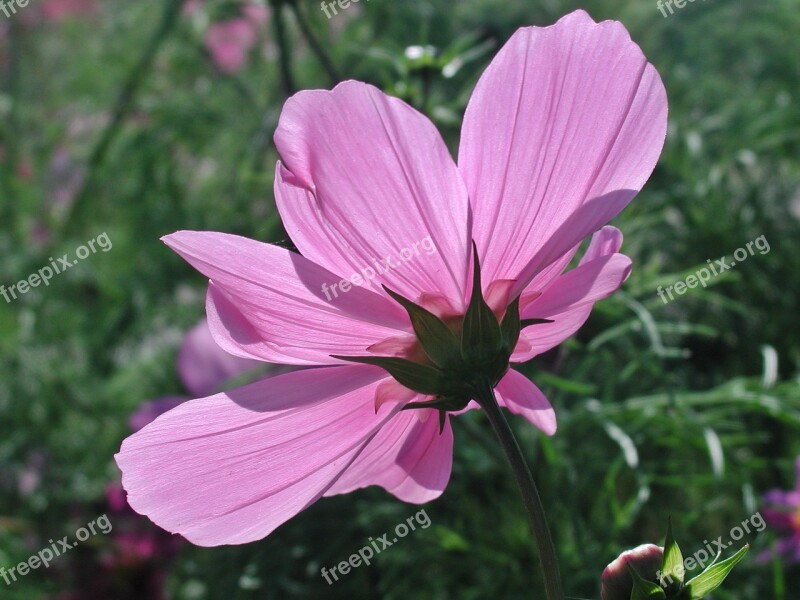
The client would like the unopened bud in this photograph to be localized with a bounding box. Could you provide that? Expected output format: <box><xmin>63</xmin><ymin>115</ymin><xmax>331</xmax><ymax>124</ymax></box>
<box><xmin>601</xmin><ymin>543</ymin><xmax>664</xmax><ymax>600</ymax></box>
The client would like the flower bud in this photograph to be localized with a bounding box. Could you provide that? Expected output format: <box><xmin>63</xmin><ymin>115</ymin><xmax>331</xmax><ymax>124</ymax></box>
<box><xmin>601</xmin><ymin>544</ymin><xmax>664</xmax><ymax>600</ymax></box>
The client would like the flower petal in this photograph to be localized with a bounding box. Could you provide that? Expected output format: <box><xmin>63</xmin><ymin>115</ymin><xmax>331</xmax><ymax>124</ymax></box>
<box><xmin>274</xmin><ymin>81</ymin><xmax>470</xmax><ymax>307</ymax></box>
<box><xmin>458</xmin><ymin>10</ymin><xmax>666</xmax><ymax>294</ymax></box>
<box><xmin>512</xmin><ymin>236</ymin><xmax>631</xmax><ymax>361</ymax></box>
<box><xmin>325</xmin><ymin>409</ymin><xmax>453</xmax><ymax>503</ymax></box>
<box><xmin>163</xmin><ymin>231</ymin><xmax>409</xmax><ymax>365</ymax></box>
<box><xmin>116</xmin><ymin>365</ymin><xmax>401</xmax><ymax>546</ymax></box>
<box><xmin>495</xmin><ymin>369</ymin><xmax>556</xmax><ymax>435</ymax></box>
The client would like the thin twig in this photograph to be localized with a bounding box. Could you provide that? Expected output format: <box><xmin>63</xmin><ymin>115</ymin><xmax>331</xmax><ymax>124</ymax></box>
<box><xmin>66</xmin><ymin>0</ymin><xmax>184</xmax><ymax>230</ymax></box>
<box><xmin>286</xmin><ymin>0</ymin><xmax>341</xmax><ymax>86</ymax></box>
<box><xmin>270</xmin><ymin>0</ymin><xmax>296</xmax><ymax>96</ymax></box>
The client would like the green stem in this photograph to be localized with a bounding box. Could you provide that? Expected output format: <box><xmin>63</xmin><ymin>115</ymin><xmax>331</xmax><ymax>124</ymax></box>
<box><xmin>474</xmin><ymin>379</ymin><xmax>564</xmax><ymax>600</ymax></box>
<box><xmin>65</xmin><ymin>0</ymin><xmax>184</xmax><ymax>234</ymax></box>
<box><xmin>270</xmin><ymin>0</ymin><xmax>296</xmax><ymax>96</ymax></box>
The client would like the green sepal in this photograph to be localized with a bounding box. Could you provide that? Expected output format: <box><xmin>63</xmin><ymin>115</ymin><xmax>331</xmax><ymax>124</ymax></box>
<box><xmin>661</xmin><ymin>517</ymin><xmax>684</xmax><ymax>593</ymax></box>
<box><xmin>381</xmin><ymin>285</ymin><xmax>461</xmax><ymax>369</ymax></box>
<box><xmin>685</xmin><ymin>545</ymin><xmax>749</xmax><ymax>599</ymax></box>
<box><xmin>461</xmin><ymin>242</ymin><xmax>502</xmax><ymax>363</ymax></box>
<box><xmin>500</xmin><ymin>296</ymin><xmax>521</xmax><ymax>354</ymax></box>
<box><xmin>402</xmin><ymin>395</ymin><xmax>469</xmax><ymax>412</ymax></box>
<box><xmin>331</xmin><ymin>355</ymin><xmax>445</xmax><ymax>396</ymax></box>
<box><xmin>520</xmin><ymin>317</ymin><xmax>555</xmax><ymax>328</ymax></box>
<box><xmin>628</xmin><ymin>566</ymin><xmax>667</xmax><ymax>600</ymax></box>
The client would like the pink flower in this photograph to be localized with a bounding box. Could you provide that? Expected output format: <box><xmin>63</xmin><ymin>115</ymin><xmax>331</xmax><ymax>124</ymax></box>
<box><xmin>39</xmin><ymin>0</ymin><xmax>95</xmax><ymax>22</ymax></box>
<box><xmin>205</xmin><ymin>18</ymin><xmax>256</xmax><ymax>73</ymax></box>
<box><xmin>203</xmin><ymin>1</ymin><xmax>270</xmax><ymax>75</ymax></box>
<box><xmin>758</xmin><ymin>457</ymin><xmax>800</xmax><ymax>564</ymax></box>
<box><xmin>129</xmin><ymin>319</ymin><xmax>259</xmax><ymax>431</ymax></box>
<box><xmin>116</xmin><ymin>11</ymin><xmax>667</xmax><ymax>546</ymax></box>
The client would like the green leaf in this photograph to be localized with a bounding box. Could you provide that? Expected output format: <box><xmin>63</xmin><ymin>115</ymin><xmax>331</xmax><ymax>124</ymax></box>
<box><xmin>629</xmin><ymin>566</ymin><xmax>668</xmax><ymax>600</ymax></box>
<box><xmin>685</xmin><ymin>545</ymin><xmax>749</xmax><ymax>599</ymax></box>
<box><xmin>331</xmin><ymin>355</ymin><xmax>444</xmax><ymax>396</ymax></box>
<box><xmin>461</xmin><ymin>242</ymin><xmax>502</xmax><ymax>361</ymax></box>
<box><xmin>382</xmin><ymin>285</ymin><xmax>461</xmax><ymax>369</ymax></box>
<box><xmin>499</xmin><ymin>296</ymin><xmax>521</xmax><ymax>353</ymax></box>
<box><xmin>661</xmin><ymin>518</ymin><xmax>685</xmax><ymax>592</ymax></box>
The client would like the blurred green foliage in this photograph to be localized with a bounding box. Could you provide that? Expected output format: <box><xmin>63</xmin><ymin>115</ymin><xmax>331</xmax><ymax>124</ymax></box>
<box><xmin>1</xmin><ymin>0</ymin><xmax>799</xmax><ymax>598</ymax></box>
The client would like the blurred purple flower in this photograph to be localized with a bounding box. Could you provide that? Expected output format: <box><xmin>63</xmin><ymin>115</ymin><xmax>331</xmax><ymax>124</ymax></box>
<box><xmin>203</xmin><ymin>2</ymin><xmax>269</xmax><ymax>73</ymax></box>
<box><xmin>129</xmin><ymin>319</ymin><xmax>259</xmax><ymax>431</ymax></box>
<box><xmin>178</xmin><ymin>317</ymin><xmax>259</xmax><ymax>396</ymax></box>
<box><xmin>205</xmin><ymin>18</ymin><xmax>257</xmax><ymax>73</ymax></box>
<box><xmin>57</xmin><ymin>320</ymin><xmax>259</xmax><ymax>597</ymax></box>
<box><xmin>758</xmin><ymin>457</ymin><xmax>800</xmax><ymax>564</ymax></box>
<box><xmin>53</xmin><ymin>484</ymin><xmax>181</xmax><ymax>600</ymax></box>
<box><xmin>17</xmin><ymin>452</ymin><xmax>45</xmax><ymax>497</ymax></box>
<box><xmin>41</xmin><ymin>0</ymin><xmax>95</xmax><ymax>21</ymax></box>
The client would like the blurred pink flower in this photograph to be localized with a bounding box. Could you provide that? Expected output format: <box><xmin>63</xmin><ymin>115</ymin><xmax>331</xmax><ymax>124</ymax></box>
<box><xmin>204</xmin><ymin>3</ymin><xmax>269</xmax><ymax>73</ymax></box>
<box><xmin>758</xmin><ymin>457</ymin><xmax>800</xmax><ymax>564</ymax></box>
<box><xmin>17</xmin><ymin>452</ymin><xmax>45</xmax><ymax>497</ymax></box>
<box><xmin>50</xmin><ymin>484</ymin><xmax>181</xmax><ymax>600</ymax></box>
<box><xmin>39</xmin><ymin>0</ymin><xmax>95</xmax><ymax>22</ymax></box>
<box><xmin>117</xmin><ymin>10</ymin><xmax>667</xmax><ymax>546</ymax></box>
<box><xmin>130</xmin><ymin>319</ymin><xmax>259</xmax><ymax>431</ymax></box>
<box><xmin>182</xmin><ymin>0</ymin><xmax>202</xmax><ymax>16</ymax></box>
<box><xmin>205</xmin><ymin>18</ymin><xmax>255</xmax><ymax>73</ymax></box>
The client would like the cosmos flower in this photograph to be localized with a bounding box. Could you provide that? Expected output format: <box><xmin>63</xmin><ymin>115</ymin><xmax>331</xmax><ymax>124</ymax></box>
<box><xmin>116</xmin><ymin>10</ymin><xmax>667</xmax><ymax>546</ymax></box>
<box><xmin>758</xmin><ymin>457</ymin><xmax>800</xmax><ymax>564</ymax></box>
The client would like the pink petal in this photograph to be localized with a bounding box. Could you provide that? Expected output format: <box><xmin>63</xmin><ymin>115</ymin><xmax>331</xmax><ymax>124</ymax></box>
<box><xmin>495</xmin><ymin>369</ymin><xmax>556</xmax><ymax>435</ymax></box>
<box><xmin>512</xmin><ymin>231</ymin><xmax>631</xmax><ymax>361</ymax></box>
<box><xmin>273</xmin><ymin>81</ymin><xmax>470</xmax><ymax>307</ymax></box>
<box><xmin>116</xmin><ymin>365</ymin><xmax>401</xmax><ymax>546</ymax></box>
<box><xmin>577</xmin><ymin>225</ymin><xmax>625</xmax><ymax>264</ymax></box>
<box><xmin>373</xmin><ymin>378</ymin><xmax>417</xmax><ymax>412</ymax></box>
<box><xmin>458</xmin><ymin>10</ymin><xmax>666</xmax><ymax>295</ymax></box>
<box><xmin>178</xmin><ymin>319</ymin><xmax>259</xmax><ymax>396</ymax></box>
<box><xmin>325</xmin><ymin>409</ymin><xmax>453</xmax><ymax>503</ymax></box>
<box><xmin>163</xmin><ymin>231</ymin><xmax>408</xmax><ymax>365</ymax></box>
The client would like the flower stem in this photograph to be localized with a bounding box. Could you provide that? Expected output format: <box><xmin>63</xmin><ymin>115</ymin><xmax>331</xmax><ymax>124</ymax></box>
<box><xmin>474</xmin><ymin>379</ymin><xmax>564</xmax><ymax>600</ymax></box>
